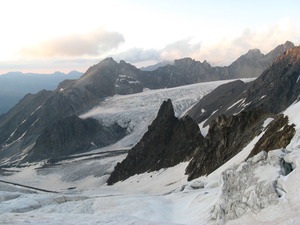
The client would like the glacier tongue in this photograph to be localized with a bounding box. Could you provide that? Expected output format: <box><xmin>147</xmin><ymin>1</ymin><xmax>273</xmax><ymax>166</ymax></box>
<box><xmin>210</xmin><ymin>149</ymin><xmax>293</xmax><ymax>224</ymax></box>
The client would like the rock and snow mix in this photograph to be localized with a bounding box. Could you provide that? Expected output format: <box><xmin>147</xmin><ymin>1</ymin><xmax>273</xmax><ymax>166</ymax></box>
<box><xmin>80</xmin><ymin>79</ymin><xmax>242</xmax><ymax>147</ymax></box>
<box><xmin>0</xmin><ymin>84</ymin><xmax>300</xmax><ymax>225</ymax></box>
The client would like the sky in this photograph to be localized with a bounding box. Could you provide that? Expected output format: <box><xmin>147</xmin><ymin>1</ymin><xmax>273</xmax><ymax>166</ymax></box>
<box><xmin>0</xmin><ymin>0</ymin><xmax>300</xmax><ymax>74</ymax></box>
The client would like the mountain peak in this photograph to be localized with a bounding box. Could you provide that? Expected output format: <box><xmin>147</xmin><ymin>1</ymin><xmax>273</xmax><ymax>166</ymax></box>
<box><xmin>283</xmin><ymin>40</ymin><xmax>295</xmax><ymax>48</ymax></box>
<box><xmin>245</xmin><ymin>48</ymin><xmax>263</xmax><ymax>57</ymax></box>
<box><xmin>174</xmin><ymin>57</ymin><xmax>195</xmax><ymax>66</ymax></box>
<box><xmin>266</xmin><ymin>41</ymin><xmax>295</xmax><ymax>59</ymax></box>
<box><xmin>275</xmin><ymin>46</ymin><xmax>300</xmax><ymax>64</ymax></box>
<box><xmin>150</xmin><ymin>99</ymin><xmax>175</xmax><ymax>128</ymax></box>
<box><xmin>102</xmin><ymin>57</ymin><xmax>117</xmax><ymax>63</ymax></box>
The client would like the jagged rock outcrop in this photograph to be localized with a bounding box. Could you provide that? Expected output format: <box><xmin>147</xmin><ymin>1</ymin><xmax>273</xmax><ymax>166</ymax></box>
<box><xmin>247</xmin><ymin>114</ymin><xmax>295</xmax><ymax>159</ymax></box>
<box><xmin>23</xmin><ymin>115</ymin><xmax>126</xmax><ymax>162</ymax></box>
<box><xmin>107</xmin><ymin>99</ymin><xmax>204</xmax><ymax>185</ymax></box>
<box><xmin>186</xmin><ymin>46</ymin><xmax>300</xmax><ymax>180</ymax></box>
<box><xmin>186</xmin><ymin>108</ymin><xmax>272</xmax><ymax>180</ymax></box>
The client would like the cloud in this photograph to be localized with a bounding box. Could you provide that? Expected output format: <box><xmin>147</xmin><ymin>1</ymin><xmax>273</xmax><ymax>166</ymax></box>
<box><xmin>197</xmin><ymin>18</ymin><xmax>300</xmax><ymax>65</ymax></box>
<box><xmin>113</xmin><ymin>38</ymin><xmax>202</xmax><ymax>65</ymax></box>
<box><xmin>7</xmin><ymin>18</ymin><xmax>300</xmax><ymax>73</ymax></box>
<box><xmin>113</xmin><ymin>48</ymin><xmax>160</xmax><ymax>63</ymax></box>
<box><xmin>18</xmin><ymin>28</ymin><xmax>124</xmax><ymax>57</ymax></box>
<box><xmin>160</xmin><ymin>38</ymin><xmax>201</xmax><ymax>60</ymax></box>
<box><xmin>117</xmin><ymin>18</ymin><xmax>300</xmax><ymax>67</ymax></box>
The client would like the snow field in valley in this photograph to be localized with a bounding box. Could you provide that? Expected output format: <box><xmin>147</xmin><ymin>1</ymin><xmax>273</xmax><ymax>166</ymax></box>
<box><xmin>1</xmin><ymin>80</ymin><xmax>300</xmax><ymax>224</ymax></box>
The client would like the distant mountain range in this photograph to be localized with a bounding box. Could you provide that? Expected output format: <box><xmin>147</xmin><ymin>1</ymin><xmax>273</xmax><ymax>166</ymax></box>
<box><xmin>138</xmin><ymin>41</ymin><xmax>294</xmax><ymax>88</ymax></box>
<box><xmin>0</xmin><ymin>41</ymin><xmax>296</xmax><ymax>167</ymax></box>
<box><xmin>0</xmin><ymin>41</ymin><xmax>293</xmax><ymax>115</ymax></box>
<box><xmin>140</xmin><ymin>61</ymin><xmax>173</xmax><ymax>71</ymax></box>
<box><xmin>0</xmin><ymin>71</ymin><xmax>83</xmax><ymax>114</ymax></box>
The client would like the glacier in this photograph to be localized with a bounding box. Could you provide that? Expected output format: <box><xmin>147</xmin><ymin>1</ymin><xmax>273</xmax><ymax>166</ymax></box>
<box><xmin>0</xmin><ymin>79</ymin><xmax>300</xmax><ymax>225</ymax></box>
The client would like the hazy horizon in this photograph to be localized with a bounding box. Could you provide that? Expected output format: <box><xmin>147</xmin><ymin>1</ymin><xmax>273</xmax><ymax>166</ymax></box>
<box><xmin>0</xmin><ymin>0</ymin><xmax>299</xmax><ymax>74</ymax></box>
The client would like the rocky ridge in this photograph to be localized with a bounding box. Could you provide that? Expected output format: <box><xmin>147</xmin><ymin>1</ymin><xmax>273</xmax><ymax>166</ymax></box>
<box><xmin>108</xmin><ymin>46</ymin><xmax>299</xmax><ymax>184</ymax></box>
<box><xmin>188</xmin><ymin>45</ymin><xmax>300</xmax><ymax>128</ymax></box>
<box><xmin>0</xmin><ymin>42</ymin><xmax>296</xmax><ymax>166</ymax></box>
<box><xmin>139</xmin><ymin>41</ymin><xmax>294</xmax><ymax>88</ymax></box>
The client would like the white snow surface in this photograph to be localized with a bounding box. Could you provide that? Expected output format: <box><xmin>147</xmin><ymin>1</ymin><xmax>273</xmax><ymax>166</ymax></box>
<box><xmin>1</xmin><ymin>84</ymin><xmax>300</xmax><ymax>225</ymax></box>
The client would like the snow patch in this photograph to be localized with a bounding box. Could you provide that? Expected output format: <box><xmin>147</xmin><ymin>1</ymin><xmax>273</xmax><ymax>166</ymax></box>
<box><xmin>260</xmin><ymin>95</ymin><xmax>267</xmax><ymax>100</ymax></box>
<box><xmin>263</xmin><ymin>117</ymin><xmax>274</xmax><ymax>128</ymax></box>
<box><xmin>31</xmin><ymin>105</ymin><xmax>42</xmax><ymax>115</ymax></box>
<box><xmin>227</xmin><ymin>98</ymin><xmax>243</xmax><ymax>111</ymax></box>
<box><xmin>198</xmin><ymin>120</ymin><xmax>209</xmax><ymax>137</ymax></box>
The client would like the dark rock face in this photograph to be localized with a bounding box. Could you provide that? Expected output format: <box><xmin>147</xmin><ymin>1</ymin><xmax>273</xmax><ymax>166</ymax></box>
<box><xmin>23</xmin><ymin>115</ymin><xmax>126</xmax><ymax>162</ymax></box>
<box><xmin>237</xmin><ymin>46</ymin><xmax>300</xmax><ymax>114</ymax></box>
<box><xmin>115</xmin><ymin>74</ymin><xmax>143</xmax><ymax>95</ymax></box>
<box><xmin>186</xmin><ymin>108</ymin><xmax>272</xmax><ymax>180</ymax></box>
<box><xmin>187</xmin><ymin>80</ymin><xmax>249</xmax><ymax>126</ymax></box>
<box><xmin>247</xmin><ymin>114</ymin><xmax>295</xmax><ymax>159</ymax></box>
<box><xmin>107</xmin><ymin>99</ymin><xmax>204</xmax><ymax>185</ymax></box>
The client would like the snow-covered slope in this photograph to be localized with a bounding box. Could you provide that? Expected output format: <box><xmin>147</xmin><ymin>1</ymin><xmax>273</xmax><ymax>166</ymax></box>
<box><xmin>0</xmin><ymin>83</ymin><xmax>300</xmax><ymax>225</ymax></box>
